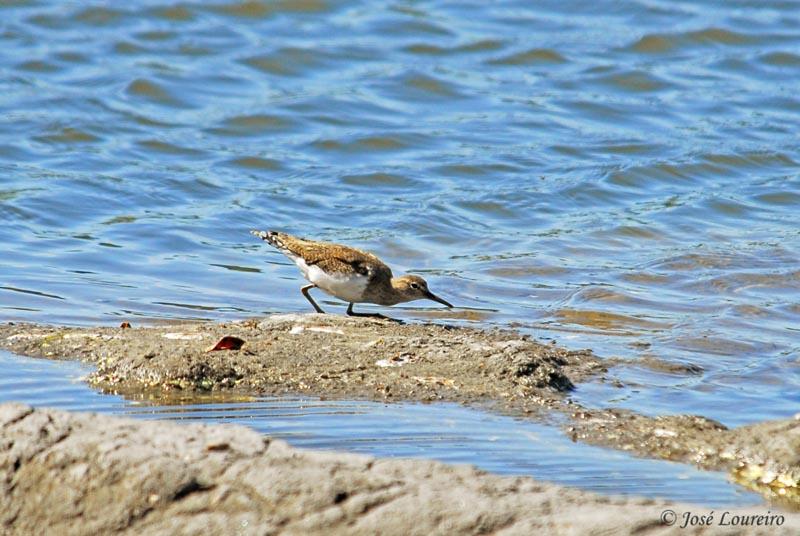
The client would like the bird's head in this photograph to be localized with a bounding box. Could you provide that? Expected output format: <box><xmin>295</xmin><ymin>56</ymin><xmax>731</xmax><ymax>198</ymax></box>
<box><xmin>392</xmin><ymin>275</ymin><xmax>453</xmax><ymax>308</ymax></box>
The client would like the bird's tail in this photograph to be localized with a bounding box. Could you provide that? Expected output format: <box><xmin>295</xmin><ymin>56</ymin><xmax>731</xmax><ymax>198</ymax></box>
<box><xmin>251</xmin><ymin>229</ymin><xmax>292</xmax><ymax>253</ymax></box>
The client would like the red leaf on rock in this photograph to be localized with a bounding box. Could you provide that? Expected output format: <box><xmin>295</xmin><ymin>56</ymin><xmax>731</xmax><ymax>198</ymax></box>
<box><xmin>206</xmin><ymin>336</ymin><xmax>245</xmax><ymax>352</ymax></box>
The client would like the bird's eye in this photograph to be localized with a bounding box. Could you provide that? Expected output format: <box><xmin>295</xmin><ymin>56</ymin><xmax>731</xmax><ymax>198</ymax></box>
<box><xmin>410</xmin><ymin>283</ymin><xmax>420</xmax><ymax>289</ymax></box>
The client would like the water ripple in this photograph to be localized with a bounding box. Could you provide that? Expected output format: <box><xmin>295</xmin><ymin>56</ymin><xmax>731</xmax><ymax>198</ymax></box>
<box><xmin>0</xmin><ymin>0</ymin><xmax>799</xmax><ymax>429</ymax></box>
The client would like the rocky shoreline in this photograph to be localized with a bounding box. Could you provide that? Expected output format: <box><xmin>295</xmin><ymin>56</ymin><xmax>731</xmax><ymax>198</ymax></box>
<box><xmin>0</xmin><ymin>314</ymin><xmax>603</xmax><ymax>411</ymax></box>
<box><xmin>1</xmin><ymin>315</ymin><xmax>799</xmax><ymax>509</ymax></box>
<box><xmin>3</xmin><ymin>403</ymin><xmax>797</xmax><ymax>535</ymax></box>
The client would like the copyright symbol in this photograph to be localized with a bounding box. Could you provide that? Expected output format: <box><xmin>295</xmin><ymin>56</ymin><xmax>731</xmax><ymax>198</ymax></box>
<box><xmin>660</xmin><ymin>510</ymin><xmax>677</xmax><ymax>526</ymax></box>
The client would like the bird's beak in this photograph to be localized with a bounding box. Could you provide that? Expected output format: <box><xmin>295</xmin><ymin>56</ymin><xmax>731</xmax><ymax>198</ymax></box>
<box><xmin>424</xmin><ymin>290</ymin><xmax>453</xmax><ymax>308</ymax></box>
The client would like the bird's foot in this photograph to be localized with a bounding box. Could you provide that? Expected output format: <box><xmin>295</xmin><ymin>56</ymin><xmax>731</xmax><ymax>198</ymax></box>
<box><xmin>371</xmin><ymin>313</ymin><xmax>403</xmax><ymax>324</ymax></box>
<box><xmin>346</xmin><ymin>304</ymin><xmax>403</xmax><ymax>324</ymax></box>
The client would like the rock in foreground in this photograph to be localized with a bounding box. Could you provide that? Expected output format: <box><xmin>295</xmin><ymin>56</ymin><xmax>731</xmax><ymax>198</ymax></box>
<box><xmin>3</xmin><ymin>403</ymin><xmax>795</xmax><ymax>535</ymax></box>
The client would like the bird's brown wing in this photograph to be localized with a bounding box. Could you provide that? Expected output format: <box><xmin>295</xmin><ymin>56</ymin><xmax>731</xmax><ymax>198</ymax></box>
<box><xmin>262</xmin><ymin>231</ymin><xmax>393</xmax><ymax>281</ymax></box>
<box><xmin>305</xmin><ymin>247</ymin><xmax>394</xmax><ymax>285</ymax></box>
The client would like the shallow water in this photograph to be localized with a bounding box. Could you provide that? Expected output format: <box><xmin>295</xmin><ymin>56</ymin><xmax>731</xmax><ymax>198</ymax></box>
<box><xmin>0</xmin><ymin>0</ymin><xmax>799</xmax><ymax>471</ymax></box>
<box><xmin>0</xmin><ymin>350</ymin><xmax>762</xmax><ymax>507</ymax></box>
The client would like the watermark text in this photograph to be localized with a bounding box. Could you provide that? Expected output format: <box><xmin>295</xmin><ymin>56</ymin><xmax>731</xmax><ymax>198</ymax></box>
<box><xmin>660</xmin><ymin>509</ymin><xmax>785</xmax><ymax>528</ymax></box>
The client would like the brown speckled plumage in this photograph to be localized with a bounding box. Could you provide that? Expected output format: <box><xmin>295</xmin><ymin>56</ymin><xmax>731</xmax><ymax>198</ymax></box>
<box><xmin>257</xmin><ymin>230</ymin><xmax>392</xmax><ymax>281</ymax></box>
<box><xmin>251</xmin><ymin>229</ymin><xmax>453</xmax><ymax>319</ymax></box>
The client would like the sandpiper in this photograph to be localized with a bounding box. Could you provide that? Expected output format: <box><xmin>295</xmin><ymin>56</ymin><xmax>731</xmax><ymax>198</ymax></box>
<box><xmin>251</xmin><ymin>230</ymin><xmax>453</xmax><ymax>319</ymax></box>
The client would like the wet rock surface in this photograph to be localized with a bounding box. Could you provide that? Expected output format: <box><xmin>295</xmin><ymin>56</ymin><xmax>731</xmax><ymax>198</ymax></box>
<box><xmin>2</xmin><ymin>315</ymin><xmax>799</xmax><ymax>508</ymax></box>
<box><xmin>569</xmin><ymin>408</ymin><xmax>800</xmax><ymax>506</ymax></box>
<box><xmin>0</xmin><ymin>315</ymin><xmax>602</xmax><ymax>411</ymax></box>
<box><xmin>2</xmin><ymin>403</ymin><xmax>796</xmax><ymax>536</ymax></box>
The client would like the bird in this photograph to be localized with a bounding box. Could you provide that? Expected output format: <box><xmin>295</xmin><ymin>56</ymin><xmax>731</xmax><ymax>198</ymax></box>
<box><xmin>251</xmin><ymin>230</ymin><xmax>452</xmax><ymax>320</ymax></box>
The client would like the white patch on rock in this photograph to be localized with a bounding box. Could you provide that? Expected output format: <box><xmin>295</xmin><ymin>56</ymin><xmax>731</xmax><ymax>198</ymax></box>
<box><xmin>652</xmin><ymin>428</ymin><xmax>677</xmax><ymax>438</ymax></box>
<box><xmin>306</xmin><ymin>327</ymin><xmax>344</xmax><ymax>335</ymax></box>
<box><xmin>63</xmin><ymin>333</ymin><xmax>101</xmax><ymax>340</ymax></box>
<box><xmin>376</xmin><ymin>354</ymin><xmax>414</xmax><ymax>368</ymax></box>
<box><xmin>6</xmin><ymin>333</ymin><xmax>43</xmax><ymax>341</ymax></box>
<box><xmin>162</xmin><ymin>333</ymin><xmax>203</xmax><ymax>340</ymax></box>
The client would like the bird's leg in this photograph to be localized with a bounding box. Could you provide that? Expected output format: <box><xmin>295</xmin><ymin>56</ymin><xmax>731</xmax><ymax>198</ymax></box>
<box><xmin>301</xmin><ymin>284</ymin><xmax>325</xmax><ymax>313</ymax></box>
<box><xmin>346</xmin><ymin>303</ymin><xmax>402</xmax><ymax>323</ymax></box>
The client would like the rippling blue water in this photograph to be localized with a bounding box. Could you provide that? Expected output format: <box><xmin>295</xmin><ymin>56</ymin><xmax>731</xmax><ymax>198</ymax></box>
<box><xmin>1</xmin><ymin>1</ymin><xmax>799</xmax><ymax>428</ymax></box>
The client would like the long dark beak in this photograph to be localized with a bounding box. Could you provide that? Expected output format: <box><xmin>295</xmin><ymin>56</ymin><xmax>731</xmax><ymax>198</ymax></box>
<box><xmin>424</xmin><ymin>290</ymin><xmax>453</xmax><ymax>308</ymax></box>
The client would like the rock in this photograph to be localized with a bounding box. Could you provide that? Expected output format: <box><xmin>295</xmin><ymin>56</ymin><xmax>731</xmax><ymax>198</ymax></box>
<box><xmin>0</xmin><ymin>315</ymin><xmax>603</xmax><ymax>404</ymax></box>
<box><xmin>3</xmin><ymin>403</ymin><xmax>795</xmax><ymax>535</ymax></box>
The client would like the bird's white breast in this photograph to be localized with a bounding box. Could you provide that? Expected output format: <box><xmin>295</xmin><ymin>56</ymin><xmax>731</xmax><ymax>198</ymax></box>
<box><xmin>292</xmin><ymin>256</ymin><xmax>368</xmax><ymax>303</ymax></box>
